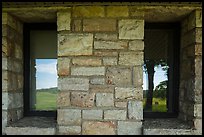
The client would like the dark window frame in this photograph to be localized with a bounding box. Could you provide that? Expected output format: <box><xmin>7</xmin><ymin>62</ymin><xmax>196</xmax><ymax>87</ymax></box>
<box><xmin>143</xmin><ymin>23</ymin><xmax>180</xmax><ymax>118</ymax></box>
<box><xmin>23</xmin><ymin>23</ymin><xmax>57</xmax><ymax>117</ymax></box>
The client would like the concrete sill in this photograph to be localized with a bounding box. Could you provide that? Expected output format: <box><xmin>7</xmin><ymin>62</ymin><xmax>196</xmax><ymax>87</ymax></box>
<box><xmin>143</xmin><ymin>118</ymin><xmax>194</xmax><ymax>135</ymax></box>
<box><xmin>5</xmin><ymin>117</ymin><xmax>56</xmax><ymax>135</ymax></box>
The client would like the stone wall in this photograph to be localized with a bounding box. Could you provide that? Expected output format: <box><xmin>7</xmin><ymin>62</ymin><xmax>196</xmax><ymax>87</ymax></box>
<box><xmin>56</xmin><ymin>6</ymin><xmax>144</xmax><ymax>135</ymax></box>
<box><xmin>179</xmin><ymin>10</ymin><xmax>202</xmax><ymax>134</ymax></box>
<box><xmin>2</xmin><ymin>13</ymin><xmax>24</xmax><ymax>134</ymax></box>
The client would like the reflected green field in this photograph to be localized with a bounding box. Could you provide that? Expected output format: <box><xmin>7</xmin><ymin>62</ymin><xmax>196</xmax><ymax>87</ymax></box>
<box><xmin>35</xmin><ymin>91</ymin><xmax>57</xmax><ymax>110</ymax></box>
<box><xmin>143</xmin><ymin>98</ymin><xmax>167</xmax><ymax>112</ymax></box>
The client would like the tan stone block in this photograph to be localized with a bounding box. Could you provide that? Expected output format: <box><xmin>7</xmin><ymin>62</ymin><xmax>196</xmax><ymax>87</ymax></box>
<box><xmin>82</xmin><ymin>121</ymin><xmax>116</xmax><ymax>135</ymax></box>
<box><xmin>71</xmin><ymin>92</ymin><xmax>95</xmax><ymax>108</ymax></box>
<box><xmin>94</xmin><ymin>51</ymin><xmax>118</xmax><ymax>57</ymax></box>
<box><xmin>133</xmin><ymin>66</ymin><xmax>143</xmax><ymax>87</ymax></box>
<box><xmin>96</xmin><ymin>93</ymin><xmax>114</xmax><ymax>107</ymax></box>
<box><xmin>71</xmin><ymin>67</ymin><xmax>105</xmax><ymax>76</ymax></box>
<box><xmin>57</xmin><ymin>11</ymin><xmax>71</xmax><ymax>31</ymax></box>
<box><xmin>57</xmin><ymin>92</ymin><xmax>71</xmax><ymax>107</ymax></box>
<box><xmin>57</xmin><ymin>58</ymin><xmax>71</xmax><ymax>76</ymax></box>
<box><xmin>104</xmin><ymin>110</ymin><xmax>126</xmax><ymax>120</ymax></box>
<box><xmin>103</xmin><ymin>57</ymin><xmax>117</xmax><ymax>66</ymax></box>
<box><xmin>90</xmin><ymin>85</ymin><xmax>114</xmax><ymax>93</ymax></box>
<box><xmin>115</xmin><ymin>87</ymin><xmax>143</xmax><ymax>100</ymax></box>
<box><xmin>58</xmin><ymin>126</ymin><xmax>81</xmax><ymax>135</ymax></box>
<box><xmin>115</xmin><ymin>101</ymin><xmax>127</xmax><ymax>108</ymax></box>
<box><xmin>83</xmin><ymin>19</ymin><xmax>116</xmax><ymax>32</ymax></box>
<box><xmin>58</xmin><ymin>33</ymin><xmax>93</xmax><ymax>56</ymax></box>
<box><xmin>73</xmin><ymin>6</ymin><xmax>105</xmax><ymax>17</ymax></box>
<box><xmin>94</xmin><ymin>33</ymin><xmax>117</xmax><ymax>40</ymax></box>
<box><xmin>72</xmin><ymin>19</ymin><xmax>82</xmax><ymax>32</ymax></box>
<box><xmin>129</xmin><ymin>40</ymin><xmax>144</xmax><ymax>51</ymax></box>
<box><xmin>72</xmin><ymin>58</ymin><xmax>102</xmax><ymax>66</ymax></box>
<box><xmin>94</xmin><ymin>41</ymin><xmax>127</xmax><ymax>50</ymax></box>
<box><xmin>107</xmin><ymin>6</ymin><xmax>129</xmax><ymax>17</ymax></box>
<box><xmin>119</xmin><ymin>19</ymin><xmax>144</xmax><ymax>39</ymax></box>
<box><xmin>119</xmin><ymin>52</ymin><xmax>143</xmax><ymax>66</ymax></box>
<box><xmin>106</xmin><ymin>67</ymin><xmax>132</xmax><ymax>86</ymax></box>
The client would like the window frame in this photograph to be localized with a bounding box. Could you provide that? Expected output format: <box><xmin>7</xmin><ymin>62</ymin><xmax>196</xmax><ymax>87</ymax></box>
<box><xmin>23</xmin><ymin>23</ymin><xmax>57</xmax><ymax>117</ymax></box>
<box><xmin>143</xmin><ymin>23</ymin><xmax>180</xmax><ymax>118</ymax></box>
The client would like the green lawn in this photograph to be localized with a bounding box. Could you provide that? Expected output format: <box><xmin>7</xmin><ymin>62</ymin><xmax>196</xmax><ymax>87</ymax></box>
<box><xmin>143</xmin><ymin>98</ymin><xmax>167</xmax><ymax>112</ymax></box>
<box><xmin>35</xmin><ymin>91</ymin><xmax>57</xmax><ymax>110</ymax></box>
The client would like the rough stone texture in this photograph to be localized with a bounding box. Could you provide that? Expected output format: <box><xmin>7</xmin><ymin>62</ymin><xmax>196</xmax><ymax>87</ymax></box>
<box><xmin>73</xmin><ymin>6</ymin><xmax>105</xmax><ymax>17</ymax></box>
<box><xmin>71</xmin><ymin>92</ymin><xmax>95</xmax><ymax>107</ymax></box>
<box><xmin>119</xmin><ymin>19</ymin><xmax>144</xmax><ymax>39</ymax></box>
<box><xmin>58</xmin><ymin>77</ymin><xmax>89</xmax><ymax>91</ymax></box>
<box><xmin>57</xmin><ymin>11</ymin><xmax>71</xmax><ymax>31</ymax></box>
<box><xmin>129</xmin><ymin>40</ymin><xmax>144</xmax><ymax>51</ymax></box>
<box><xmin>90</xmin><ymin>77</ymin><xmax>105</xmax><ymax>85</ymax></box>
<box><xmin>194</xmin><ymin>104</ymin><xmax>202</xmax><ymax>118</ymax></box>
<box><xmin>94</xmin><ymin>51</ymin><xmax>118</xmax><ymax>57</ymax></box>
<box><xmin>72</xmin><ymin>58</ymin><xmax>102</xmax><ymax>66</ymax></box>
<box><xmin>133</xmin><ymin>66</ymin><xmax>143</xmax><ymax>87</ymax></box>
<box><xmin>104</xmin><ymin>110</ymin><xmax>126</xmax><ymax>120</ymax></box>
<box><xmin>72</xmin><ymin>19</ymin><xmax>82</xmax><ymax>32</ymax></box>
<box><xmin>57</xmin><ymin>92</ymin><xmax>70</xmax><ymax>107</ymax></box>
<box><xmin>128</xmin><ymin>100</ymin><xmax>143</xmax><ymax>120</ymax></box>
<box><xmin>57</xmin><ymin>58</ymin><xmax>70</xmax><ymax>76</ymax></box>
<box><xmin>118</xmin><ymin>121</ymin><xmax>142</xmax><ymax>135</ymax></box>
<box><xmin>107</xmin><ymin>6</ymin><xmax>129</xmax><ymax>17</ymax></box>
<box><xmin>115</xmin><ymin>87</ymin><xmax>143</xmax><ymax>100</ymax></box>
<box><xmin>143</xmin><ymin>129</ymin><xmax>192</xmax><ymax>135</ymax></box>
<box><xmin>58</xmin><ymin>33</ymin><xmax>93</xmax><ymax>56</ymax></box>
<box><xmin>106</xmin><ymin>67</ymin><xmax>132</xmax><ymax>86</ymax></box>
<box><xmin>115</xmin><ymin>101</ymin><xmax>127</xmax><ymax>108</ymax></box>
<box><xmin>83</xmin><ymin>19</ymin><xmax>116</xmax><ymax>32</ymax></box>
<box><xmin>119</xmin><ymin>52</ymin><xmax>143</xmax><ymax>66</ymax></box>
<box><xmin>94</xmin><ymin>33</ymin><xmax>117</xmax><ymax>40</ymax></box>
<box><xmin>82</xmin><ymin>121</ymin><xmax>116</xmax><ymax>135</ymax></box>
<box><xmin>103</xmin><ymin>57</ymin><xmax>117</xmax><ymax>65</ymax></box>
<box><xmin>71</xmin><ymin>67</ymin><xmax>105</xmax><ymax>76</ymax></box>
<box><xmin>58</xmin><ymin>126</ymin><xmax>81</xmax><ymax>135</ymax></box>
<box><xmin>90</xmin><ymin>85</ymin><xmax>114</xmax><ymax>93</ymax></box>
<box><xmin>96</xmin><ymin>93</ymin><xmax>114</xmax><ymax>107</ymax></box>
<box><xmin>82</xmin><ymin>110</ymin><xmax>103</xmax><ymax>120</ymax></box>
<box><xmin>2</xmin><ymin>92</ymin><xmax>23</xmax><ymax>109</ymax></box>
<box><xmin>57</xmin><ymin>109</ymin><xmax>81</xmax><ymax>126</ymax></box>
<box><xmin>94</xmin><ymin>41</ymin><xmax>127</xmax><ymax>50</ymax></box>
<box><xmin>5</xmin><ymin>117</ymin><xmax>56</xmax><ymax>135</ymax></box>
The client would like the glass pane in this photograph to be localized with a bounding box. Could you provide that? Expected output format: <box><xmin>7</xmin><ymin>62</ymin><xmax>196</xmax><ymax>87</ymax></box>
<box><xmin>30</xmin><ymin>59</ymin><xmax>57</xmax><ymax>111</ymax></box>
<box><xmin>143</xmin><ymin>29</ymin><xmax>170</xmax><ymax>112</ymax></box>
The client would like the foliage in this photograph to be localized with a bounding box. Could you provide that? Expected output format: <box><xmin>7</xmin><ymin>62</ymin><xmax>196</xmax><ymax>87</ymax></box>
<box><xmin>153</xmin><ymin>80</ymin><xmax>167</xmax><ymax>99</ymax></box>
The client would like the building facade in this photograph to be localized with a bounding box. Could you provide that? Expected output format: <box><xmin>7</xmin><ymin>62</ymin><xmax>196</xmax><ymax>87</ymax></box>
<box><xmin>2</xmin><ymin>2</ymin><xmax>202</xmax><ymax>135</ymax></box>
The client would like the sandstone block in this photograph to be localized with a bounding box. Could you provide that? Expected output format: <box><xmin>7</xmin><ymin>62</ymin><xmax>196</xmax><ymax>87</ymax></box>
<box><xmin>118</xmin><ymin>121</ymin><xmax>142</xmax><ymax>135</ymax></box>
<box><xmin>57</xmin><ymin>92</ymin><xmax>70</xmax><ymax>107</ymax></box>
<box><xmin>57</xmin><ymin>109</ymin><xmax>81</xmax><ymax>126</ymax></box>
<box><xmin>58</xmin><ymin>126</ymin><xmax>81</xmax><ymax>135</ymax></box>
<box><xmin>96</xmin><ymin>93</ymin><xmax>114</xmax><ymax>107</ymax></box>
<box><xmin>83</xmin><ymin>19</ymin><xmax>116</xmax><ymax>32</ymax></box>
<box><xmin>94</xmin><ymin>51</ymin><xmax>118</xmax><ymax>57</ymax></box>
<box><xmin>115</xmin><ymin>87</ymin><xmax>143</xmax><ymax>100</ymax></box>
<box><xmin>82</xmin><ymin>110</ymin><xmax>103</xmax><ymax>120</ymax></box>
<box><xmin>129</xmin><ymin>40</ymin><xmax>144</xmax><ymax>51</ymax></box>
<box><xmin>133</xmin><ymin>66</ymin><xmax>143</xmax><ymax>87</ymax></box>
<box><xmin>82</xmin><ymin>121</ymin><xmax>116</xmax><ymax>135</ymax></box>
<box><xmin>194</xmin><ymin>104</ymin><xmax>202</xmax><ymax>118</ymax></box>
<box><xmin>94</xmin><ymin>41</ymin><xmax>127</xmax><ymax>50</ymax></box>
<box><xmin>58</xmin><ymin>77</ymin><xmax>89</xmax><ymax>91</ymax></box>
<box><xmin>103</xmin><ymin>57</ymin><xmax>117</xmax><ymax>66</ymax></box>
<box><xmin>57</xmin><ymin>58</ymin><xmax>70</xmax><ymax>76</ymax></box>
<box><xmin>2</xmin><ymin>92</ymin><xmax>23</xmax><ymax>109</ymax></box>
<box><xmin>104</xmin><ymin>110</ymin><xmax>126</xmax><ymax>120</ymax></box>
<box><xmin>71</xmin><ymin>67</ymin><xmax>105</xmax><ymax>76</ymax></box>
<box><xmin>72</xmin><ymin>58</ymin><xmax>102</xmax><ymax>66</ymax></box>
<box><xmin>90</xmin><ymin>85</ymin><xmax>114</xmax><ymax>93</ymax></box>
<box><xmin>71</xmin><ymin>92</ymin><xmax>95</xmax><ymax>107</ymax></box>
<box><xmin>128</xmin><ymin>100</ymin><xmax>143</xmax><ymax>120</ymax></box>
<box><xmin>107</xmin><ymin>6</ymin><xmax>129</xmax><ymax>17</ymax></box>
<box><xmin>106</xmin><ymin>67</ymin><xmax>132</xmax><ymax>86</ymax></box>
<box><xmin>119</xmin><ymin>52</ymin><xmax>143</xmax><ymax>66</ymax></box>
<box><xmin>119</xmin><ymin>19</ymin><xmax>144</xmax><ymax>39</ymax></box>
<box><xmin>73</xmin><ymin>6</ymin><xmax>105</xmax><ymax>17</ymax></box>
<box><xmin>72</xmin><ymin>19</ymin><xmax>82</xmax><ymax>32</ymax></box>
<box><xmin>94</xmin><ymin>33</ymin><xmax>117</xmax><ymax>40</ymax></box>
<box><xmin>58</xmin><ymin>33</ymin><xmax>93</xmax><ymax>56</ymax></box>
<box><xmin>57</xmin><ymin>11</ymin><xmax>71</xmax><ymax>31</ymax></box>
<box><xmin>115</xmin><ymin>101</ymin><xmax>127</xmax><ymax>108</ymax></box>
<box><xmin>90</xmin><ymin>77</ymin><xmax>105</xmax><ymax>85</ymax></box>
